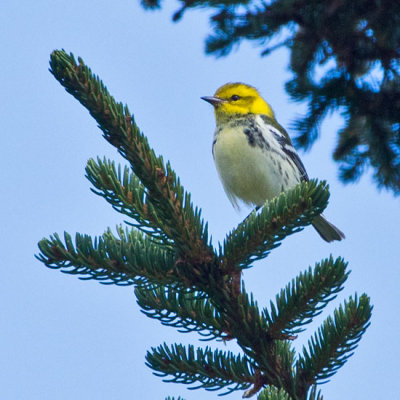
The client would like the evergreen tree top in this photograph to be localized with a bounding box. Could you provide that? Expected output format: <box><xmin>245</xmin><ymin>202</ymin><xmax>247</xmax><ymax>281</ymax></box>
<box><xmin>37</xmin><ymin>50</ymin><xmax>372</xmax><ymax>400</ymax></box>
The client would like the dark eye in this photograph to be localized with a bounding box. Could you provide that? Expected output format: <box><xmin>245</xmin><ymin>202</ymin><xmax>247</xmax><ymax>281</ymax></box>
<box><xmin>230</xmin><ymin>95</ymin><xmax>240</xmax><ymax>101</ymax></box>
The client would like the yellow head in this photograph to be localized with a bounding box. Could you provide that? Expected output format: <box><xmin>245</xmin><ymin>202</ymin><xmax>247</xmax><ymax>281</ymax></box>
<box><xmin>202</xmin><ymin>82</ymin><xmax>275</xmax><ymax>123</ymax></box>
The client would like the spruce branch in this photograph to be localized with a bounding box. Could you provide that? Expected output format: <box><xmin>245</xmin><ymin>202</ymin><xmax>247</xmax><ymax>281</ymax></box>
<box><xmin>146</xmin><ymin>343</ymin><xmax>256</xmax><ymax>394</ymax></box>
<box><xmin>49</xmin><ymin>49</ymin><xmax>213</xmax><ymax>263</ymax></box>
<box><xmin>257</xmin><ymin>386</ymin><xmax>292</xmax><ymax>400</ymax></box>
<box><xmin>135</xmin><ymin>284</ymin><xmax>225</xmax><ymax>340</ymax></box>
<box><xmin>286</xmin><ymin>76</ymin><xmax>342</xmax><ymax>151</ymax></box>
<box><xmin>296</xmin><ymin>294</ymin><xmax>372</xmax><ymax>392</ymax></box>
<box><xmin>224</xmin><ymin>290</ymin><xmax>269</xmax><ymax>349</ymax></box>
<box><xmin>85</xmin><ymin>157</ymin><xmax>170</xmax><ymax>244</ymax></box>
<box><xmin>223</xmin><ymin>180</ymin><xmax>330</xmax><ymax>270</ymax></box>
<box><xmin>307</xmin><ymin>385</ymin><xmax>323</xmax><ymax>400</ymax></box>
<box><xmin>36</xmin><ymin>227</ymin><xmax>179</xmax><ymax>286</ymax></box>
<box><xmin>39</xmin><ymin>50</ymin><xmax>374</xmax><ymax>400</ymax></box>
<box><xmin>165</xmin><ymin>397</ymin><xmax>186</xmax><ymax>400</ymax></box>
<box><xmin>215</xmin><ymin>288</ymin><xmax>296</xmax><ymax>393</ymax></box>
<box><xmin>264</xmin><ymin>257</ymin><xmax>349</xmax><ymax>339</ymax></box>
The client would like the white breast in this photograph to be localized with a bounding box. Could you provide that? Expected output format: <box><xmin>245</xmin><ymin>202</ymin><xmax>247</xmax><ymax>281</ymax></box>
<box><xmin>213</xmin><ymin>122</ymin><xmax>286</xmax><ymax>209</ymax></box>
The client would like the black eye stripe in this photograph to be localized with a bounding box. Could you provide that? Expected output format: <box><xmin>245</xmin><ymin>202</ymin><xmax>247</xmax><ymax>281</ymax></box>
<box><xmin>230</xmin><ymin>95</ymin><xmax>240</xmax><ymax>101</ymax></box>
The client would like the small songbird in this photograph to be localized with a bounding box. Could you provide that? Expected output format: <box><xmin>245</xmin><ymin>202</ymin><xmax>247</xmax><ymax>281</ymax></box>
<box><xmin>202</xmin><ymin>82</ymin><xmax>344</xmax><ymax>242</ymax></box>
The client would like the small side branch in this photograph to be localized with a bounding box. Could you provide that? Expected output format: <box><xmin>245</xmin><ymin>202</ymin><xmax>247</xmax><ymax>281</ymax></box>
<box><xmin>223</xmin><ymin>180</ymin><xmax>330</xmax><ymax>270</ymax></box>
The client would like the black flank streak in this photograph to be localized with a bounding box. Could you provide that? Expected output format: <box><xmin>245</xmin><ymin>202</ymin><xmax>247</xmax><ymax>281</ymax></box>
<box><xmin>244</xmin><ymin>128</ymin><xmax>256</xmax><ymax>146</ymax></box>
<box><xmin>257</xmin><ymin>130</ymin><xmax>270</xmax><ymax>149</ymax></box>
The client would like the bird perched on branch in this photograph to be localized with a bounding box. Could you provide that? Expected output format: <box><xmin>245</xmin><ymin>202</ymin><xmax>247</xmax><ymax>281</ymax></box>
<box><xmin>202</xmin><ymin>82</ymin><xmax>344</xmax><ymax>242</ymax></box>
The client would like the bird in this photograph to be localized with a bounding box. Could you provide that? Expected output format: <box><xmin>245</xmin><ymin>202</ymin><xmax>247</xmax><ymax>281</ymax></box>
<box><xmin>201</xmin><ymin>82</ymin><xmax>345</xmax><ymax>242</ymax></box>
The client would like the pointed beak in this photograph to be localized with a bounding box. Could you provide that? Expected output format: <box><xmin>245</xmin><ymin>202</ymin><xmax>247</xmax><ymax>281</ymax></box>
<box><xmin>201</xmin><ymin>96</ymin><xmax>224</xmax><ymax>106</ymax></box>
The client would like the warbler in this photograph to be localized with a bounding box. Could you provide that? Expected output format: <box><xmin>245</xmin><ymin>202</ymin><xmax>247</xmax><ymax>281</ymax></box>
<box><xmin>202</xmin><ymin>82</ymin><xmax>345</xmax><ymax>242</ymax></box>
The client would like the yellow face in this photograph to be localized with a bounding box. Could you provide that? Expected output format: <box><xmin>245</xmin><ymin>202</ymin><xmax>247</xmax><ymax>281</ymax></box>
<box><xmin>202</xmin><ymin>83</ymin><xmax>275</xmax><ymax>120</ymax></box>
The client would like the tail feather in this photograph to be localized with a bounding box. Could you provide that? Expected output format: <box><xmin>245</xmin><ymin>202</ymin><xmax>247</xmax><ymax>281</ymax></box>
<box><xmin>312</xmin><ymin>214</ymin><xmax>345</xmax><ymax>242</ymax></box>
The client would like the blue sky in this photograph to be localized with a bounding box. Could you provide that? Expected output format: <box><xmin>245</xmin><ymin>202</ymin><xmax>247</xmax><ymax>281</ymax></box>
<box><xmin>1</xmin><ymin>1</ymin><xmax>399</xmax><ymax>399</ymax></box>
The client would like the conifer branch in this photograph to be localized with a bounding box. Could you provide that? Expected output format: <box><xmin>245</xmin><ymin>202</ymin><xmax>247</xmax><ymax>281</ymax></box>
<box><xmin>223</xmin><ymin>180</ymin><xmax>330</xmax><ymax>270</ymax></box>
<box><xmin>264</xmin><ymin>257</ymin><xmax>349</xmax><ymax>339</ymax></box>
<box><xmin>49</xmin><ymin>50</ymin><xmax>213</xmax><ymax>263</ymax></box>
<box><xmin>39</xmin><ymin>50</ymin><xmax>374</xmax><ymax>400</ymax></box>
<box><xmin>146</xmin><ymin>0</ymin><xmax>400</xmax><ymax>193</ymax></box>
<box><xmin>295</xmin><ymin>294</ymin><xmax>372</xmax><ymax>392</ymax></box>
<box><xmin>165</xmin><ymin>397</ymin><xmax>186</xmax><ymax>400</ymax></box>
<box><xmin>307</xmin><ymin>385</ymin><xmax>323</xmax><ymax>400</ymax></box>
<box><xmin>221</xmin><ymin>290</ymin><xmax>270</xmax><ymax>351</ymax></box>
<box><xmin>135</xmin><ymin>284</ymin><xmax>225</xmax><ymax>339</ymax></box>
<box><xmin>216</xmin><ymin>289</ymin><xmax>296</xmax><ymax>392</ymax></box>
<box><xmin>146</xmin><ymin>343</ymin><xmax>256</xmax><ymax>394</ymax></box>
<box><xmin>86</xmin><ymin>157</ymin><xmax>170</xmax><ymax>244</ymax></box>
<box><xmin>36</xmin><ymin>227</ymin><xmax>179</xmax><ymax>286</ymax></box>
<box><xmin>257</xmin><ymin>386</ymin><xmax>292</xmax><ymax>400</ymax></box>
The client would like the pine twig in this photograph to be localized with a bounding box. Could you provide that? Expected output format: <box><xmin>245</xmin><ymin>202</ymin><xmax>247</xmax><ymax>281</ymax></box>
<box><xmin>264</xmin><ymin>257</ymin><xmax>349</xmax><ymax>339</ymax></box>
<box><xmin>86</xmin><ymin>157</ymin><xmax>171</xmax><ymax>244</ymax></box>
<box><xmin>295</xmin><ymin>294</ymin><xmax>372</xmax><ymax>396</ymax></box>
<box><xmin>36</xmin><ymin>227</ymin><xmax>178</xmax><ymax>287</ymax></box>
<box><xmin>135</xmin><ymin>284</ymin><xmax>225</xmax><ymax>340</ymax></box>
<box><xmin>146</xmin><ymin>343</ymin><xmax>256</xmax><ymax>395</ymax></box>
<box><xmin>222</xmin><ymin>180</ymin><xmax>330</xmax><ymax>270</ymax></box>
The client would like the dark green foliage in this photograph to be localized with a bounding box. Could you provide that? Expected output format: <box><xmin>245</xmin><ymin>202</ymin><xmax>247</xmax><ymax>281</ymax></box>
<box><xmin>223</xmin><ymin>180</ymin><xmax>330</xmax><ymax>269</ymax></box>
<box><xmin>264</xmin><ymin>257</ymin><xmax>349</xmax><ymax>339</ymax></box>
<box><xmin>135</xmin><ymin>285</ymin><xmax>224</xmax><ymax>339</ymax></box>
<box><xmin>37</xmin><ymin>50</ymin><xmax>372</xmax><ymax>399</ymax></box>
<box><xmin>141</xmin><ymin>0</ymin><xmax>400</xmax><ymax>195</ymax></box>
<box><xmin>36</xmin><ymin>227</ymin><xmax>178</xmax><ymax>287</ymax></box>
<box><xmin>86</xmin><ymin>157</ymin><xmax>171</xmax><ymax>244</ymax></box>
<box><xmin>257</xmin><ymin>387</ymin><xmax>292</xmax><ymax>400</ymax></box>
<box><xmin>296</xmin><ymin>294</ymin><xmax>372</xmax><ymax>386</ymax></box>
<box><xmin>165</xmin><ymin>397</ymin><xmax>186</xmax><ymax>400</ymax></box>
<box><xmin>49</xmin><ymin>50</ymin><xmax>213</xmax><ymax>263</ymax></box>
<box><xmin>146</xmin><ymin>344</ymin><xmax>255</xmax><ymax>394</ymax></box>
